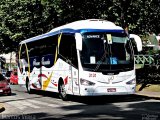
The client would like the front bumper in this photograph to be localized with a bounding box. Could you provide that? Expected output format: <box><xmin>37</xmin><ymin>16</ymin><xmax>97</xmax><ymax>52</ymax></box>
<box><xmin>10</xmin><ymin>78</ymin><xmax>18</xmax><ymax>84</ymax></box>
<box><xmin>80</xmin><ymin>85</ymin><xmax>136</xmax><ymax>96</ymax></box>
<box><xmin>0</xmin><ymin>88</ymin><xmax>11</xmax><ymax>95</ymax></box>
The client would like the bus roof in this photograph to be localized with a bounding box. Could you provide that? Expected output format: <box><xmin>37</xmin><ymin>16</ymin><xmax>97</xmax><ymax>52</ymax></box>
<box><xmin>20</xmin><ymin>19</ymin><xmax>124</xmax><ymax>44</ymax></box>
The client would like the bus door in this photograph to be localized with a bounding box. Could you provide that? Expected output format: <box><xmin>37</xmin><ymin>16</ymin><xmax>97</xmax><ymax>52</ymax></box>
<box><xmin>59</xmin><ymin>34</ymin><xmax>80</xmax><ymax>95</ymax></box>
<box><xmin>70</xmin><ymin>44</ymin><xmax>79</xmax><ymax>95</ymax></box>
<box><xmin>71</xmin><ymin>66</ymin><xmax>79</xmax><ymax>95</ymax></box>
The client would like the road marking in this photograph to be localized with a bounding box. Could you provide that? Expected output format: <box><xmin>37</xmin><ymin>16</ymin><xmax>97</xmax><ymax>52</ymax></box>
<box><xmin>27</xmin><ymin>99</ymin><xmax>59</xmax><ymax>107</ymax></box>
<box><xmin>7</xmin><ymin>100</ymin><xmax>41</xmax><ymax>110</ymax></box>
<box><xmin>18</xmin><ymin>100</ymin><xmax>41</xmax><ymax>109</ymax></box>
<box><xmin>7</xmin><ymin>101</ymin><xmax>28</xmax><ymax>110</ymax></box>
<box><xmin>6</xmin><ymin>99</ymin><xmax>63</xmax><ymax>110</ymax></box>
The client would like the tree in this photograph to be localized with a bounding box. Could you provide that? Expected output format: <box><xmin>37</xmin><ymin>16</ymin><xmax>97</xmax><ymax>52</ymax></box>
<box><xmin>0</xmin><ymin>0</ymin><xmax>160</xmax><ymax>54</ymax></box>
<box><xmin>0</xmin><ymin>0</ymin><xmax>60</xmax><ymax>53</ymax></box>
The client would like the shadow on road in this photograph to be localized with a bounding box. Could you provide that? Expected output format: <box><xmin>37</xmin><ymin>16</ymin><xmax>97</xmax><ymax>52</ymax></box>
<box><xmin>31</xmin><ymin>90</ymin><xmax>151</xmax><ymax>105</ymax></box>
<box><xmin>1</xmin><ymin>100</ymin><xmax>160</xmax><ymax>120</ymax></box>
<box><xmin>136</xmin><ymin>66</ymin><xmax>160</xmax><ymax>91</ymax></box>
<box><xmin>66</xmin><ymin>94</ymin><xmax>151</xmax><ymax>105</ymax></box>
<box><xmin>2</xmin><ymin>85</ymin><xmax>160</xmax><ymax>120</ymax></box>
<box><xmin>11</xmin><ymin>85</ymin><xmax>158</xmax><ymax>104</ymax></box>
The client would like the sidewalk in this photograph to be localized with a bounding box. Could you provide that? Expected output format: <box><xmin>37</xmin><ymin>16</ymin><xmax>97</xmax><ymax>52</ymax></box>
<box><xmin>135</xmin><ymin>91</ymin><xmax>160</xmax><ymax>100</ymax></box>
<box><xmin>135</xmin><ymin>84</ymin><xmax>160</xmax><ymax>99</ymax></box>
<box><xmin>0</xmin><ymin>103</ymin><xmax>5</xmax><ymax>113</ymax></box>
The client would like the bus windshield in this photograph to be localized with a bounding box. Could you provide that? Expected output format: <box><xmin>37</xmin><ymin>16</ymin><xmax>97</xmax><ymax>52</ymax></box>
<box><xmin>80</xmin><ymin>32</ymin><xmax>134</xmax><ymax>72</ymax></box>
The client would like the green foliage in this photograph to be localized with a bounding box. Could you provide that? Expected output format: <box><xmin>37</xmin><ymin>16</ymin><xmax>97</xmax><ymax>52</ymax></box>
<box><xmin>0</xmin><ymin>0</ymin><xmax>160</xmax><ymax>53</ymax></box>
<box><xmin>0</xmin><ymin>0</ymin><xmax>61</xmax><ymax>53</ymax></box>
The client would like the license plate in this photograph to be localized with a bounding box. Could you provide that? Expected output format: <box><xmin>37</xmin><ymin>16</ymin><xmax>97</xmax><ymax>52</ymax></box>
<box><xmin>107</xmin><ymin>88</ymin><xmax>116</xmax><ymax>92</ymax></box>
<box><xmin>0</xmin><ymin>90</ymin><xmax>3</xmax><ymax>92</ymax></box>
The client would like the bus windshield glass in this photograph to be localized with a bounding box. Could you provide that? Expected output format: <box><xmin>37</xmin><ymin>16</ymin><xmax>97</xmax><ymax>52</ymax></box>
<box><xmin>80</xmin><ymin>32</ymin><xmax>134</xmax><ymax>72</ymax></box>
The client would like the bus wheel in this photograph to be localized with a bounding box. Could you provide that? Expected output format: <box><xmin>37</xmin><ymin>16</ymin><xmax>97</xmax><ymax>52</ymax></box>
<box><xmin>59</xmin><ymin>82</ymin><xmax>67</xmax><ymax>101</ymax></box>
<box><xmin>26</xmin><ymin>80</ymin><xmax>32</xmax><ymax>94</ymax></box>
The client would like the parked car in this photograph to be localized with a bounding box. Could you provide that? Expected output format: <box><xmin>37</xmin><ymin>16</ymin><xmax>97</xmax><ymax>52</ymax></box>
<box><xmin>10</xmin><ymin>70</ymin><xmax>18</xmax><ymax>85</ymax></box>
<box><xmin>0</xmin><ymin>73</ymin><xmax>11</xmax><ymax>95</ymax></box>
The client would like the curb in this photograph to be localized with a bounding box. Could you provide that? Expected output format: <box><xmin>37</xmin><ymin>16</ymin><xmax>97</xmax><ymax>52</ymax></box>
<box><xmin>0</xmin><ymin>104</ymin><xmax>5</xmax><ymax>113</ymax></box>
<box><xmin>136</xmin><ymin>84</ymin><xmax>160</xmax><ymax>92</ymax></box>
<box><xmin>135</xmin><ymin>93</ymin><xmax>160</xmax><ymax>100</ymax></box>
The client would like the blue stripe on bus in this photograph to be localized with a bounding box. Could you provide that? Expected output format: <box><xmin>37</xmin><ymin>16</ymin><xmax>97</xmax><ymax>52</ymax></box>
<box><xmin>78</xmin><ymin>29</ymin><xmax>124</xmax><ymax>33</ymax></box>
<box><xmin>58</xmin><ymin>28</ymin><xmax>124</xmax><ymax>34</ymax></box>
<box><xmin>21</xmin><ymin>28</ymin><xmax>124</xmax><ymax>43</ymax></box>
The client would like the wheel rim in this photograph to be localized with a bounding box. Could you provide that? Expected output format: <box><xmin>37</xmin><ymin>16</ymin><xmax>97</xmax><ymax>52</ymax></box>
<box><xmin>60</xmin><ymin>83</ymin><xmax>66</xmax><ymax>98</ymax></box>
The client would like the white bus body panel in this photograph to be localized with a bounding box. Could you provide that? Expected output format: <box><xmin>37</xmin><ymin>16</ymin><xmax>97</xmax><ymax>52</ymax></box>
<box><xmin>18</xmin><ymin>58</ymin><xmax>78</xmax><ymax>95</ymax></box>
<box><xmin>78</xmin><ymin>70</ymin><xmax>136</xmax><ymax>96</ymax></box>
<box><xmin>18</xmin><ymin>57</ymin><xmax>135</xmax><ymax>96</ymax></box>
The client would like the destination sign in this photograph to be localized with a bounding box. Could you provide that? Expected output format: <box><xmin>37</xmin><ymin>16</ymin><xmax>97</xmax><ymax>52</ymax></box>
<box><xmin>85</xmin><ymin>35</ymin><xmax>100</xmax><ymax>39</ymax></box>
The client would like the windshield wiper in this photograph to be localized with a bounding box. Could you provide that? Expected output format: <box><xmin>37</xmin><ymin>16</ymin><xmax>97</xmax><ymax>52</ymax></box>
<box><xmin>93</xmin><ymin>50</ymin><xmax>107</xmax><ymax>72</ymax></box>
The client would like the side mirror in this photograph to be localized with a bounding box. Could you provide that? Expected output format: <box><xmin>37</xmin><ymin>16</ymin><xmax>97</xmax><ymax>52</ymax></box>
<box><xmin>75</xmin><ymin>33</ymin><xmax>82</xmax><ymax>51</ymax></box>
<box><xmin>129</xmin><ymin>34</ymin><xmax>142</xmax><ymax>52</ymax></box>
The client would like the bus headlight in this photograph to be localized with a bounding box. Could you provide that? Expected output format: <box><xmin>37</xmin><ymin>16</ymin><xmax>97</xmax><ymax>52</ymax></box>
<box><xmin>126</xmin><ymin>78</ymin><xmax>136</xmax><ymax>85</ymax></box>
<box><xmin>80</xmin><ymin>79</ymin><xmax>95</xmax><ymax>86</ymax></box>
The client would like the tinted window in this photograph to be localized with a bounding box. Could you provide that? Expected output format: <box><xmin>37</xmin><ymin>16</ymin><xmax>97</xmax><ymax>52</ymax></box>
<box><xmin>59</xmin><ymin>34</ymin><xmax>78</xmax><ymax>68</ymax></box>
<box><xmin>27</xmin><ymin>35</ymin><xmax>58</xmax><ymax>69</ymax></box>
<box><xmin>0</xmin><ymin>74</ymin><xmax>5</xmax><ymax>81</ymax></box>
<box><xmin>27</xmin><ymin>35</ymin><xmax>58</xmax><ymax>57</ymax></box>
<box><xmin>5</xmin><ymin>71</ymin><xmax>11</xmax><ymax>77</ymax></box>
<box><xmin>80</xmin><ymin>32</ymin><xmax>134</xmax><ymax>72</ymax></box>
<box><xmin>19</xmin><ymin>44</ymin><xmax>27</xmax><ymax>59</ymax></box>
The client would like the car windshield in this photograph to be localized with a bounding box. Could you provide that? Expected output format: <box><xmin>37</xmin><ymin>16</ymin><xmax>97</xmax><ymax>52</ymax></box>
<box><xmin>0</xmin><ymin>74</ymin><xmax>5</xmax><ymax>81</ymax></box>
<box><xmin>80</xmin><ymin>32</ymin><xmax>134</xmax><ymax>72</ymax></box>
<box><xmin>6</xmin><ymin>71</ymin><xmax>11</xmax><ymax>77</ymax></box>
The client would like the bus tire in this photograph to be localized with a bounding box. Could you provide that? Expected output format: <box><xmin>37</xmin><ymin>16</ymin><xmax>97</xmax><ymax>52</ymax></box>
<box><xmin>26</xmin><ymin>78</ymin><xmax>33</xmax><ymax>94</ymax></box>
<box><xmin>58</xmin><ymin>80</ymin><xmax>67</xmax><ymax>101</ymax></box>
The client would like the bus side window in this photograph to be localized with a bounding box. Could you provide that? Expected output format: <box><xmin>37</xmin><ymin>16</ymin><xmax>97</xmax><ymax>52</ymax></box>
<box><xmin>20</xmin><ymin>44</ymin><xmax>26</xmax><ymax>59</ymax></box>
<box><xmin>19</xmin><ymin>44</ymin><xmax>28</xmax><ymax>73</ymax></box>
<box><xmin>26</xmin><ymin>35</ymin><xmax>58</xmax><ymax>71</ymax></box>
<box><xmin>71</xmin><ymin>44</ymin><xmax>78</xmax><ymax>68</ymax></box>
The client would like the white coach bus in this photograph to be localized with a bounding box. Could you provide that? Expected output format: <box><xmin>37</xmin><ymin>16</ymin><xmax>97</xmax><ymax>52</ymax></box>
<box><xmin>18</xmin><ymin>19</ymin><xmax>136</xmax><ymax>100</ymax></box>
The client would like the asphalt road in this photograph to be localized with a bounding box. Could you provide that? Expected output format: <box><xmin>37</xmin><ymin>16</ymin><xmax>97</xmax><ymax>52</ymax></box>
<box><xmin>0</xmin><ymin>85</ymin><xmax>160</xmax><ymax>120</ymax></box>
